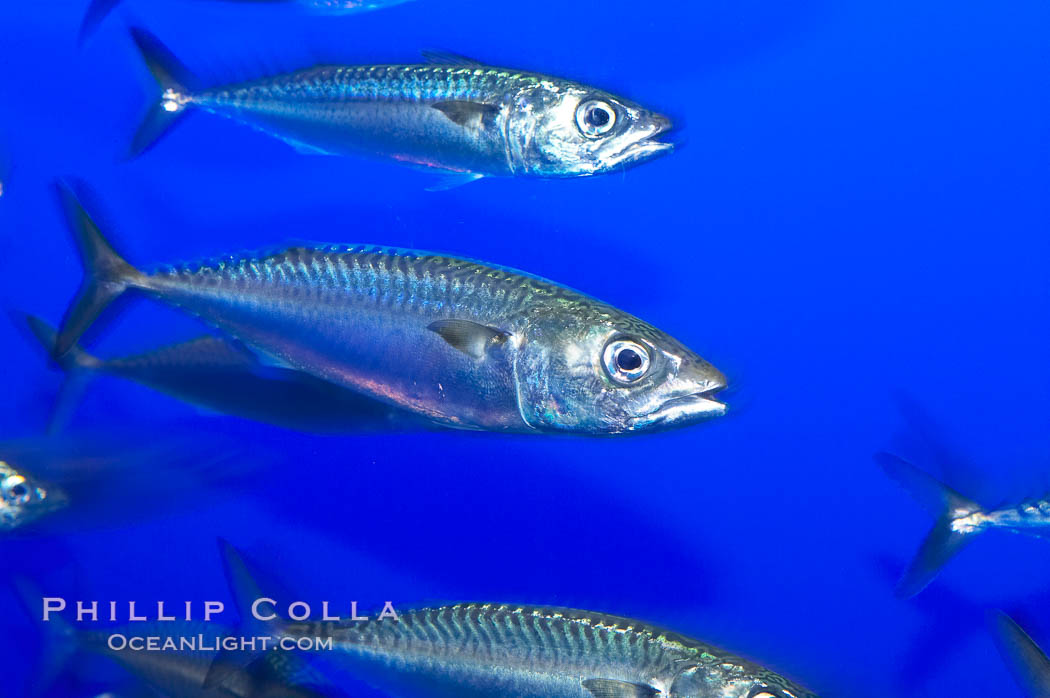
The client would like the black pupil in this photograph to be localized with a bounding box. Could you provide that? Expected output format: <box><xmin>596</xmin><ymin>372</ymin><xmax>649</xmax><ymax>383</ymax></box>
<box><xmin>587</xmin><ymin>107</ymin><xmax>610</xmax><ymax>128</ymax></box>
<box><xmin>616</xmin><ymin>348</ymin><xmax>643</xmax><ymax>371</ymax></box>
<box><xmin>10</xmin><ymin>485</ymin><xmax>26</xmax><ymax>497</ymax></box>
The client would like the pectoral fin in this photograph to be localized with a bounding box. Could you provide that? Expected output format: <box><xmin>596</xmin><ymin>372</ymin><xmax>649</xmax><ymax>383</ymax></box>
<box><xmin>428</xmin><ymin>319</ymin><xmax>509</xmax><ymax>360</ymax></box>
<box><xmin>582</xmin><ymin>679</ymin><xmax>660</xmax><ymax>698</ymax></box>
<box><xmin>432</xmin><ymin>100</ymin><xmax>499</xmax><ymax>129</ymax></box>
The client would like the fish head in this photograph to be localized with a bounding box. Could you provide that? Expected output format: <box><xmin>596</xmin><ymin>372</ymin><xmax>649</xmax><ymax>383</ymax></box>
<box><xmin>670</xmin><ymin>664</ymin><xmax>819</xmax><ymax>698</ymax></box>
<box><xmin>0</xmin><ymin>460</ymin><xmax>68</xmax><ymax>531</ymax></box>
<box><xmin>512</xmin><ymin>303</ymin><xmax>726</xmax><ymax>434</ymax></box>
<box><xmin>508</xmin><ymin>82</ymin><xmax>672</xmax><ymax>177</ymax></box>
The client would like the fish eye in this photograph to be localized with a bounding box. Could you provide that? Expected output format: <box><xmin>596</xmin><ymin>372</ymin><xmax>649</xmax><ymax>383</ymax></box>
<box><xmin>576</xmin><ymin>99</ymin><xmax>617</xmax><ymax>137</ymax></box>
<box><xmin>3</xmin><ymin>475</ymin><xmax>28</xmax><ymax>502</ymax></box>
<box><xmin>602</xmin><ymin>339</ymin><xmax>651</xmax><ymax>384</ymax></box>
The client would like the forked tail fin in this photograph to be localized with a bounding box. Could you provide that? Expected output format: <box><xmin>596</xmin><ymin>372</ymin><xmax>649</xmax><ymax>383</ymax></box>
<box><xmin>876</xmin><ymin>452</ymin><xmax>984</xmax><ymax>599</ymax></box>
<box><xmin>53</xmin><ymin>181</ymin><xmax>143</xmax><ymax>359</ymax></box>
<box><xmin>203</xmin><ymin>539</ymin><xmax>281</xmax><ymax>689</ymax></box>
<box><xmin>992</xmin><ymin>611</ymin><xmax>1050</xmax><ymax>698</ymax></box>
<box><xmin>128</xmin><ymin>27</ymin><xmax>200</xmax><ymax>157</ymax></box>
<box><xmin>21</xmin><ymin>314</ymin><xmax>102</xmax><ymax>435</ymax></box>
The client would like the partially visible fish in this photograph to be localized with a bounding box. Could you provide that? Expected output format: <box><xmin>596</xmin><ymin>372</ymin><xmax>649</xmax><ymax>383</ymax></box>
<box><xmin>276</xmin><ymin>606</ymin><xmax>816</xmax><ymax>698</ymax></box>
<box><xmin>127</xmin><ymin>28</ymin><xmax>673</xmax><ymax>185</ymax></box>
<box><xmin>0</xmin><ymin>459</ymin><xmax>67</xmax><ymax>531</ymax></box>
<box><xmin>878</xmin><ymin>452</ymin><xmax>1050</xmax><ymax>598</ymax></box>
<box><xmin>0</xmin><ymin>431</ymin><xmax>255</xmax><ymax>536</ymax></box>
<box><xmin>14</xmin><ymin>579</ymin><xmax>336</xmax><ymax>698</ymax></box>
<box><xmin>991</xmin><ymin>611</ymin><xmax>1050</xmax><ymax>698</ymax></box>
<box><xmin>23</xmin><ymin>315</ymin><xmax>417</xmax><ymax>434</ymax></box>
<box><xmin>207</xmin><ymin>542</ymin><xmax>818</xmax><ymax>698</ymax></box>
<box><xmin>80</xmin><ymin>0</ymin><xmax>417</xmax><ymax>44</ymax></box>
<box><xmin>52</xmin><ymin>182</ymin><xmax>727</xmax><ymax>435</ymax></box>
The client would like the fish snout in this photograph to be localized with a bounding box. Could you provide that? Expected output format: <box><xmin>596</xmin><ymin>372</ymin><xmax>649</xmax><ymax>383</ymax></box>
<box><xmin>648</xmin><ymin>113</ymin><xmax>673</xmax><ymax>138</ymax></box>
<box><xmin>627</xmin><ymin>363</ymin><xmax>728</xmax><ymax>431</ymax></box>
<box><xmin>670</xmin><ymin>358</ymin><xmax>730</xmax><ymax>417</ymax></box>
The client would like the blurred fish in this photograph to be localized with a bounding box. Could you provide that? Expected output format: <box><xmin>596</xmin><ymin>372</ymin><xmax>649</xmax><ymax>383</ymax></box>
<box><xmin>80</xmin><ymin>0</ymin><xmax>417</xmax><ymax>43</ymax></box>
<box><xmin>878</xmin><ymin>452</ymin><xmax>1050</xmax><ymax>598</ymax></box>
<box><xmin>53</xmin><ymin>182</ymin><xmax>727</xmax><ymax>435</ymax></box>
<box><xmin>0</xmin><ymin>430</ymin><xmax>256</xmax><ymax>537</ymax></box>
<box><xmin>128</xmin><ymin>29</ymin><xmax>673</xmax><ymax>186</ymax></box>
<box><xmin>14</xmin><ymin>580</ymin><xmax>335</xmax><ymax>698</ymax></box>
<box><xmin>0</xmin><ymin>459</ymin><xmax>67</xmax><ymax>531</ymax></box>
<box><xmin>209</xmin><ymin>542</ymin><xmax>818</xmax><ymax>698</ymax></box>
<box><xmin>991</xmin><ymin>612</ymin><xmax>1050</xmax><ymax>698</ymax></box>
<box><xmin>23</xmin><ymin>315</ymin><xmax>418</xmax><ymax>434</ymax></box>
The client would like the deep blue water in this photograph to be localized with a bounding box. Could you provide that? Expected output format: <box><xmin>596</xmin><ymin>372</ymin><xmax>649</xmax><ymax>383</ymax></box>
<box><xmin>0</xmin><ymin>1</ymin><xmax>1048</xmax><ymax>696</ymax></box>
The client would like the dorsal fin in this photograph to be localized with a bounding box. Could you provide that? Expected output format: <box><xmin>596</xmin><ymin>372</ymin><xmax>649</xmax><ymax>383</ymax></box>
<box><xmin>421</xmin><ymin>49</ymin><xmax>483</xmax><ymax>66</ymax></box>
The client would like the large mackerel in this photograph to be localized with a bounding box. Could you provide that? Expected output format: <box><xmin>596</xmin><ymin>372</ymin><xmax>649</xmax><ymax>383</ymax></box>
<box><xmin>250</xmin><ymin>603</ymin><xmax>818</xmax><ymax>698</ymax></box>
<box><xmin>54</xmin><ymin>182</ymin><xmax>726</xmax><ymax>435</ymax></box>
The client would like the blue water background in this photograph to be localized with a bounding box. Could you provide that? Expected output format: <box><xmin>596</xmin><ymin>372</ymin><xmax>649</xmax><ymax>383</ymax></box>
<box><xmin>0</xmin><ymin>1</ymin><xmax>1048</xmax><ymax>696</ymax></box>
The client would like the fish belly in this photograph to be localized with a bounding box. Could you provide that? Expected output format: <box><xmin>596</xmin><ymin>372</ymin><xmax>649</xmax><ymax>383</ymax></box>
<box><xmin>321</xmin><ymin>643</ymin><xmax>609</xmax><ymax>698</ymax></box>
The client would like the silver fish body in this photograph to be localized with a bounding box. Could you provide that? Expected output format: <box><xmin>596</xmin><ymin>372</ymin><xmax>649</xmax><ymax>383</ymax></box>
<box><xmin>55</xmin><ymin>185</ymin><xmax>727</xmax><ymax>435</ymax></box>
<box><xmin>280</xmin><ymin>603</ymin><xmax>816</xmax><ymax>698</ymax></box>
<box><xmin>960</xmin><ymin>498</ymin><xmax>1050</xmax><ymax>537</ymax></box>
<box><xmin>131</xmin><ymin>30</ymin><xmax>673</xmax><ymax>179</ymax></box>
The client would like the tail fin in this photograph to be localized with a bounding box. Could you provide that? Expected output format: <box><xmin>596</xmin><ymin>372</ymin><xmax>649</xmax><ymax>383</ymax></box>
<box><xmin>218</xmin><ymin>538</ymin><xmax>273</xmax><ymax>636</ymax></box>
<box><xmin>13</xmin><ymin>577</ymin><xmax>79</xmax><ymax>695</ymax></box>
<box><xmin>128</xmin><ymin>28</ymin><xmax>199</xmax><ymax>157</ymax></box>
<box><xmin>991</xmin><ymin>611</ymin><xmax>1050</xmax><ymax>698</ymax></box>
<box><xmin>203</xmin><ymin>539</ymin><xmax>280</xmax><ymax>689</ymax></box>
<box><xmin>78</xmin><ymin>0</ymin><xmax>122</xmax><ymax>44</ymax></box>
<box><xmin>24</xmin><ymin>314</ymin><xmax>103</xmax><ymax>373</ymax></box>
<box><xmin>21</xmin><ymin>314</ymin><xmax>102</xmax><ymax>435</ymax></box>
<box><xmin>876</xmin><ymin>452</ymin><xmax>984</xmax><ymax>599</ymax></box>
<box><xmin>53</xmin><ymin>181</ymin><xmax>142</xmax><ymax>359</ymax></box>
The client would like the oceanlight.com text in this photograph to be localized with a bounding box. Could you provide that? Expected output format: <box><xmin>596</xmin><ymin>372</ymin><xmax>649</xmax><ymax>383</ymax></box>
<box><xmin>106</xmin><ymin>634</ymin><xmax>335</xmax><ymax>652</ymax></box>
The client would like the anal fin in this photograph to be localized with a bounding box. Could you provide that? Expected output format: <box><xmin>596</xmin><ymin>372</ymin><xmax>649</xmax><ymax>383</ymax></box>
<box><xmin>425</xmin><ymin>172</ymin><xmax>485</xmax><ymax>192</ymax></box>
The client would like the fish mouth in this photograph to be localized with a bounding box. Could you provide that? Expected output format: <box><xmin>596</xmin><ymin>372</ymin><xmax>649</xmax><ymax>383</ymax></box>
<box><xmin>607</xmin><ymin>115</ymin><xmax>674</xmax><ymax>167</ymax></box>
<box><xmin>629</xmin><ymin>389</ymin><xmax>727</xmax><ymax>430</ymax></box>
